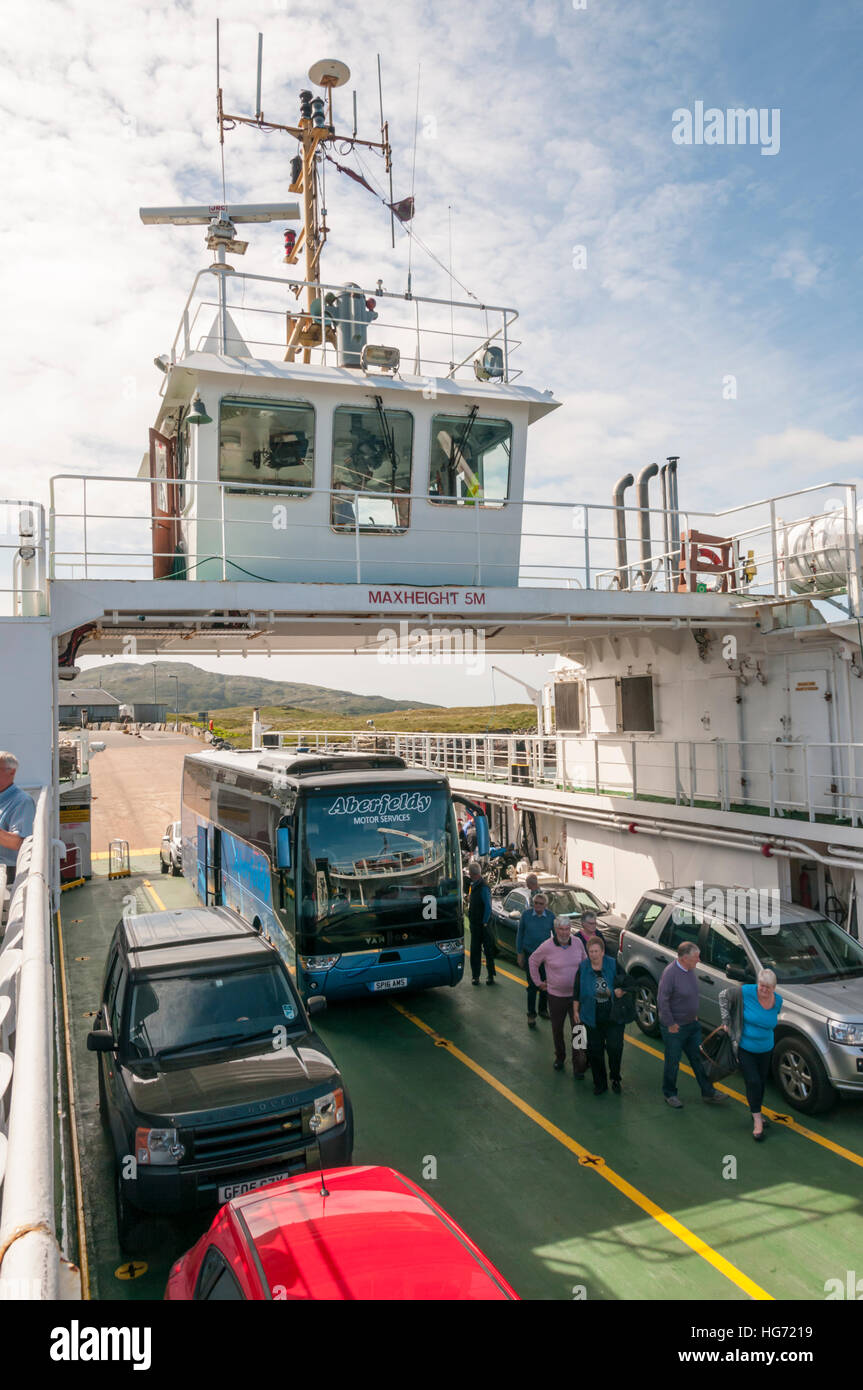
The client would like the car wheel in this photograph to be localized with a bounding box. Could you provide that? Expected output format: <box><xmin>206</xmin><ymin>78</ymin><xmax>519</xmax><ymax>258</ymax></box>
<box><xmin>772</xmin><ymin>1036</ymin><xmax>835</xmax><ymax>1115</ymax></box>
<box><xmin>634</xmin><ymin>975</ymin><xmax>661</xmax><ymax>1037</ymax></box>
<box><xmin>160</xmin><ymin>856</ymin><xmax>169</xmax><ymax>874</ymax></box>
<box><xmin>171</xmin><ymin>857</ymin><xmax>182</xmax><ymax>877</ymax></box>
<box><xmin>115</xmin><ymin>1170</ymin><xmax>146</xmax><ymax>1253</ymax></box>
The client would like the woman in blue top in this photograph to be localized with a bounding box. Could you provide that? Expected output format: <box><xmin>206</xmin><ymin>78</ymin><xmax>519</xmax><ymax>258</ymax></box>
<box><xmin>720</xmin><ymin>969</ymin><xmax>782</xmax><ymax>1142</ymax></box>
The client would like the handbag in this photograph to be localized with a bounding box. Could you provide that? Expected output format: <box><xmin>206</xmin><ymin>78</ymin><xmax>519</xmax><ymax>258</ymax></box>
<box><xmin>700</xmin><ymin>1025</ymin><xmax>738</xmax><ymax>1082</ymax></box>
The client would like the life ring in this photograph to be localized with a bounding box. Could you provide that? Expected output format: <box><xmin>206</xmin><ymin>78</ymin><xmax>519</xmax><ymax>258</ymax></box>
<box><xmin>697</xmin><ymin>547</ymin><xmax>723</xmax><ymax>568</ymax></box>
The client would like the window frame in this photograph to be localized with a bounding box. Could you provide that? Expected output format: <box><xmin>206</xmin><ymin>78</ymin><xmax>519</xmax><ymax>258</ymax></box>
<box><xmin>427</xmin><ymin>411</ymin><xmax>513</xmax><ymax>508</ymax></box>
<box><xmin>194</xmin><ymin>1247</ymin><xmax>247</xmax><ymax>1302</ymax></box>
<box><xmin>329</xmin><ymin>402</ymin><xmax>415</xmax><ymax>536</ymax></box>
<box><xmin>218</xmin><ymin>396</ymin><xmax>317</xmax><ymax>498</ymax></box>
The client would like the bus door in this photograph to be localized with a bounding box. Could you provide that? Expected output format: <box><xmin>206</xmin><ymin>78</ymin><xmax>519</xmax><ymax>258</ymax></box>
<box><xmin>197</xmin><ymin>824</ymin><xmax>222</xmax><ymax>905</ymax></box>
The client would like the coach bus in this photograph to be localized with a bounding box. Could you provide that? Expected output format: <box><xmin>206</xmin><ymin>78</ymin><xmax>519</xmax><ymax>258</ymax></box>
<box><xmin>180</xmin><ymin>747</ymin><xmax>490</xmax><ymax>1001</ymax></box>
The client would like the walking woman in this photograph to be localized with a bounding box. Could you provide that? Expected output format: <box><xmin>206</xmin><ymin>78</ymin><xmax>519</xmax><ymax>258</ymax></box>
<box><xmin>530</xmin><ymin>917</ymin><xmax>586</xmax><ymax>1071</ymax></box>
<box><xmin>573</xmin><ymin>937</ymin><xmax>636</xmax><ymax>1095</ymax></box>
<box><xmin>720</xmin><ymin>969</ymin><xmax>783</xmax><ymax>1141</ymax></box>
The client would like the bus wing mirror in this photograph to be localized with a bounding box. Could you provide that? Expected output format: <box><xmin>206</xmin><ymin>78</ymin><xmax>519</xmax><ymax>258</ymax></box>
<box><xmin>276</xmin><ymin>825</ymin><xmax>292</xmax><ymax>871</ymax></box>
<box><xmin>474</xmin><ymin>814</ymin><xmax>490</xmax><ymax>857</ymax></box>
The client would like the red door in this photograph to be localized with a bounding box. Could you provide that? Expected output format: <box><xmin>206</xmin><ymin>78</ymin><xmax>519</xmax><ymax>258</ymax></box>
<box><xmin>149</xmin><ymin>428</ymin><xmax>178</xmax><ymax>579</ymax></box>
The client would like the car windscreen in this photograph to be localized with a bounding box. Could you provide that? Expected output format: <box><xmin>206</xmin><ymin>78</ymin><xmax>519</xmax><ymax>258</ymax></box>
<box><xmin>125</xmin><ymin>964</ymin><xmax>302</xmax><ymax>1058</ymax></box>
<box><xmin>300</xmin><ymin>786</ymin><xmax>458</xmax><ymax>932</ymax></box>
<box><xmin>745</xmin><ymin>916</ymin><xmax>863</xmax><ymax>984</ymax></box>
<box><xmin>546</xmin><ymin>888</ymin><xmax>603</xmax><ymax>917</ymax></box>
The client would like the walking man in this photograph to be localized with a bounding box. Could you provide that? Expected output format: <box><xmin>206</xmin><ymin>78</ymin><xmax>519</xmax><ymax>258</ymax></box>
<box><xmin>0</xmin><ymin>751</ymin><xmax>35</xmax><ymax>888</ymax></box>
<box><xmin>517</xmin><ymin>891</ymin><xmax>554</xmax><ymax>1026</ymax></box>
<box><xmin>658</xmin><ymin>941</ymin><xmax>724</xmax><ymax>1108</ymax></box>
<box><xmin>466</xmin><ymin>860</ymin><xmax>496</xmax><ymax>986</ymax></box>
<box><xmin>529</xmin><ymin>917</ymin><xmax>586</xmax><ymax>1070</ymax></box>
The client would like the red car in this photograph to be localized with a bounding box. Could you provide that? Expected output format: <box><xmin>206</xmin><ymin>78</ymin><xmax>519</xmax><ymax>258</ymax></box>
<box><xmin>165</xmin><ymin>1164</ymin><xmax>518</xmax><ymax>1300</ymax></box>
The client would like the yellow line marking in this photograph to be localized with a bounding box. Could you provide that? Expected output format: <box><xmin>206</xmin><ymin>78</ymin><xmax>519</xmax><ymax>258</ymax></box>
<box><xmin>92</xmin><ymin>848</ymin><xmax>160</xmax><ymax>859</ymax></box>
<box><xmin>393</xmin><ymin>1002</ymin><xmax>772</xmax><ymax>1301</ymax></box>
<box><xmin>141</xmin><ymin>879</ymin><xmax>166</xmax><ymax>911</ymax></box>
<box><xmin>495</xmin><ymin>964</ymin><xmax>527</xmax><ymax>986</ymax></box>
<box><xmin>498</xmin><ymin>957</ymin><xmax>863</xmax><ymax>1172</ymax></box>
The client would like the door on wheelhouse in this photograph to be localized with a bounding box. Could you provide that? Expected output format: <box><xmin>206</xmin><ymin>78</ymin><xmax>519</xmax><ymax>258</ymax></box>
<box><xmin>149</xmin><ymin>428</ymin><xmax>179</xmax><ymax>579</ymax></box>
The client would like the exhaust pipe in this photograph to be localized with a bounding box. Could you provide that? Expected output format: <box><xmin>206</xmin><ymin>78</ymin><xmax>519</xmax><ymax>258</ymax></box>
<box><xmin>667</xmin><ymin>456</ymin><xmax>680</xmax><ymax>579</ymax></box>
<box><xmin>613</xmin><ymin>473</ymin><xmax>635</xmax><ymax>589</ymax></box>
<box><xmin>660</xmin><ymin>463</ymin><xmax>672</xmax><ymax>589</ymax></box>
<box><xmin>636</xmin><ymin>462</ymin><xmax>659</xmax><ymax>586</ymax></box>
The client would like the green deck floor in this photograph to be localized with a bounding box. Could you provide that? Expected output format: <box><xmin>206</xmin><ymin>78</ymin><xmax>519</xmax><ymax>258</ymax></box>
<box><xmin>60</xmin><ymin>859</ymin><xmax>863</xmax><ymax>1301</ymax></box>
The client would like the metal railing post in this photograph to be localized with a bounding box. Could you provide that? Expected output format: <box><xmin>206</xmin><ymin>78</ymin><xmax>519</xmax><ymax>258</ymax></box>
<box><xmin>82</xmin><ymin>477</ymin><xmax>88</xmax><ymax>579</ymax></box>
<box><xmin>631</xmin><ymin>740</ymin><xmax>637</xmax><ymax>799</ymax></box>
<box><xmin>674</xmin><ymin>742</ymin><xmax>680</xmax><ymax>805</ymax></box>
<box><xmin>594</xmin><ymin>741</ymin><xmax>600</xmax><ymax>794</ymax></box>
<box><xmin>804</xmin><ymin>743</ymin><xmax>814</xmax><ymax>821</ymax></box>
<box><xmin>354</xmin><ymin>495</ymin><xmax>361</xmax><ymax>582</ymax></box>
<box><xmin>583</xmin><ymin>507</ymin><xmax>591</xmax><ymax>589</ymax></box>
<box><xmin>768</xmin><ymin>743</ymin><xmax>776</xmax><ymax>817</ymax></box>
<box><xmin>219</xmin><ymin>486</ymin><xmax>227</xmax><ymax>581</ymax></box>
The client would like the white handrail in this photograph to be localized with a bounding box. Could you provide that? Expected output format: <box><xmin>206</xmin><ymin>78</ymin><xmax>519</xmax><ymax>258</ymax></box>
<box><xmin>0</xmin><ymin>790</ymin><xmax>76</xmax><ymax>1299</ymax></box>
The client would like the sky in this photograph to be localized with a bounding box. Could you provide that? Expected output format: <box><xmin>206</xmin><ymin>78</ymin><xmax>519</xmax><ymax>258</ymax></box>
<box><xmin>5</xmin><ymin>0</ymin><xmax>863</xmax><ymax>708</ymax></box>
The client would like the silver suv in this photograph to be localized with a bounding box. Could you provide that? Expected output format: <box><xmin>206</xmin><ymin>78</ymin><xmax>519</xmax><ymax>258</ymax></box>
<box><xmin>619</xmin><ymin>887</ymin><xmax>863</xmax><ymax>1115</ymax></box>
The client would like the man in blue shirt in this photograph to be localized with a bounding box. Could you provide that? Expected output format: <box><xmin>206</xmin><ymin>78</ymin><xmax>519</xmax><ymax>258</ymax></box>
<box><xmin>0</xmin><ymin>752</ymin><xmax>36</xmax><ymax>885</ymax></box>
<box><xmin>517</xmin><ymin>891</ymin><xmax>554</xmax><ymax>1025</ymax></box>
<box><xmin>466</xmin><ymin>860</ymin><xmax>495</xmax><ymax>985</ymax></box>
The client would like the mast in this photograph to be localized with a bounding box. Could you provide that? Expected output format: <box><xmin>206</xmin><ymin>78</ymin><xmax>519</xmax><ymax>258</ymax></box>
<box><xmin>217</xmin><ymin>54</ymin><xmax>393</xmax><ymax>364</ymax></box>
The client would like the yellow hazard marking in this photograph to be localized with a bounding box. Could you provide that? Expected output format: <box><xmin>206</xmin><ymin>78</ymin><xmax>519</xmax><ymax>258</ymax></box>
<box><xmin>393</xmin><ymin>1002</ymin><xmax>773</xmax><ymax>1301</ymax></box>
<box><xmin>141</xmin><ymin>880</ymin><xmax>166</xmax><ymax>911</ymax></box>
<box><xmin>623</xmin><ymin>1033</ymin><xmax>863</xmax><ymax>1170</ymax></box>
<box><xmin>114</xmin><ymin>1261</ymin><xmax>148</xmax><ymax>1280</ymax></box>
<box><xmin>499</xmin><ymin>960</ymin><xmax>863</xmax><ymax>1172</ymax></box>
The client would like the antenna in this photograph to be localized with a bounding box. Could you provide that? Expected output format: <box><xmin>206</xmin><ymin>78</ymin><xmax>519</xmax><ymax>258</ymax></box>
<box><xmin>255</xmin><ymin>32</ymin><xmax>263</xmax><ymax>120</ymax></box>
<box><xmin>377</xmin><ymin>54</ymin><xmax>395</xmax><ymax>249</ymax></box>
<box><xmin>309</xmin><ymin>1113</ymin><xmax>330</xmax><ymax>1197</ymax></box>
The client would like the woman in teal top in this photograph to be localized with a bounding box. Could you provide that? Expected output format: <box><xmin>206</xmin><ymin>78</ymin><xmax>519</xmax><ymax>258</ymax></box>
<box><xmin>721</xmin><ymin>969</ymin><xmax>782</xmax><ymax>1142</ymax></box>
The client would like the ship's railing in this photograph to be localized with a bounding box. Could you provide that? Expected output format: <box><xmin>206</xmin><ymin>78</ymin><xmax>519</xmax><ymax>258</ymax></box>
<box><xmin>0</xmin><ymin>790</ymin><xmax>78</xmax><ymax>1299</ymax></box>
<box><xmin>46</xmin><ymin>473</ymin><xmax>861</xmax><ymax>606</ymax></box>
<box><xmin>0</xmin><ymin>501</ymin><xmax>48</xmax><ymax>618</ymax></box>
<box><xmin>169</xmin><ymin>267</ymin><xmax>522</xmax><ymax>384</ymax></box>
<box><xmin>267</xmin><ymin>730</ymin><xmax>863</xmax><ymax>827</ymax></box>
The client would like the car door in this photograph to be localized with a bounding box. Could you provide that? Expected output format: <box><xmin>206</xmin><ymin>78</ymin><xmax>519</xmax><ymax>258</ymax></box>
<box><xmin>698</xmin><ymin>918</ymin><xmax>753</xmax><ymax>1028</ymax></box>
<box><xmin>651</xmin><ymin>908</ymin><xmax>707</xmax><ymax>989</ymax></box>
<box><xmin>102</xmin><ymin>948</ymin><xmax>127</xmax><ymax>1127</ymax></box>
<box><xmin>495</xmin><ymin>889</ymin><xmax>528</xmax><ymax>955</ymax></box>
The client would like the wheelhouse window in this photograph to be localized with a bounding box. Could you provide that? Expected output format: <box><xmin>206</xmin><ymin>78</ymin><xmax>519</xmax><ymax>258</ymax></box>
<box><xmin>331</xmin><ymin>403</ymin><xmax>413</xmax><ymax>532</ymax></box>
<box><xmin>219</xmin><ymin>398</ymin><xmax>315</xmax><ymax>494</ymax></box>
<box><xmin>429</xmin><ymin>412</ymin><xmax>512</xmax><ymax>505</ymax></box>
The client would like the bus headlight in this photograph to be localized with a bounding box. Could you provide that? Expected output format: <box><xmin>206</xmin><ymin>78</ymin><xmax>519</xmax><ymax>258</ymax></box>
<box><xmin>436</xmin><ymin>938</ymin><xmax>464</xmax><ymax>955</ymax></box>
<box><xmin>299</xmin><ymin>954</ymin><xmax>341</xmax><ymax>972</ymax></box>
<box><xmin>311</xmin><ymin>1088</ymin><xmax>345</xmax><ymax>1133</ymax></box>
<box><xmin>828</xmin><ymin>1019</ymin><xmax>863</xmax><ymax>1045</ymax></box>
<box><xmin>135</xmin><ymin>1126</ymin><xmax>185</xmax><ymax>1165</ymax></box>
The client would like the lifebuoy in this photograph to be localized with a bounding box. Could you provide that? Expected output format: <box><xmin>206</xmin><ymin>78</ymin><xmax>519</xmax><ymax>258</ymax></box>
<box><xmin>697</xmin><ymin>547</ymin><xmax>723</xmax><ymax>568</ymax></box>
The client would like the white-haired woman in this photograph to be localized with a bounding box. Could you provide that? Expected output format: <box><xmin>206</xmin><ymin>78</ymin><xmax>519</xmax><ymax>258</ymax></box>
<box><xmin>720</xmin><ymin>969</ymin><xmax>783</xmax><ymax>1142</ymax></box>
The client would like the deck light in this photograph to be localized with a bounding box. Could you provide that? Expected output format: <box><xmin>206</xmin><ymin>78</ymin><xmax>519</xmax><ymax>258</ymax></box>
<box><xmin>360</xmin><ymin>343</ymin><xmax>400</xmax><ymax>372</ymax></box>
<box><xmin>299</xmin><ymin>89</ymin><xmax>313</xmax><ymax>120</ymax></box>
<box><xmin>311</xmin><ymin>96</ymin><xmax>326</xmax><ymax>128</ymax></box>
<box><xmin>186</xmin><ymin>394</ymin><xmax>212</xmax><ymax>426</ymax></box>
<box><xmin>474</xmin><ymin>345</ymin><xmax>505</xmax><ymax>382</ymax></box>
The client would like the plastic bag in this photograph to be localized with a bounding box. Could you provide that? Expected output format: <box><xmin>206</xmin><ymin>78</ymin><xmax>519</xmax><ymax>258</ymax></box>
<box><xmin>700</xmin><ymin>1026</ymin><xmax>737</xmax><ymax>1081</ymax></box>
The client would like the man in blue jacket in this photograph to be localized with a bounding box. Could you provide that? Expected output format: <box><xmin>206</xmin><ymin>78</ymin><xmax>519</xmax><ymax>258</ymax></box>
<box><xmin>517</xmin><ymin>891</ymin><xmax>554</xmax><ymax>1025</ymax></box>
<box><xmin>466</xmin><ymin>860</ymin><xmax>496</xmax><ymax>985</ymax></box>
<box><xmin>0</xmin><ymin>751</ymin><xmax>35</xmax><ymax>887</ymax></box>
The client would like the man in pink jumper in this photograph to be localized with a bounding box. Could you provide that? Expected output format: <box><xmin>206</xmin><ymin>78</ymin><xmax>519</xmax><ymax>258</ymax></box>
<box><xmin>530</xmin><ymin>916</ymin><xmax>587</xmax><ymax>1070</ymax></box>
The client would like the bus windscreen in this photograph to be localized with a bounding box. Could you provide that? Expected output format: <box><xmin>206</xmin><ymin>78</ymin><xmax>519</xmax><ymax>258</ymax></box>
<box><xmin>300</xmin><ymin>786</ymin><xmax>459</xmax><ymax>945</ymax></box>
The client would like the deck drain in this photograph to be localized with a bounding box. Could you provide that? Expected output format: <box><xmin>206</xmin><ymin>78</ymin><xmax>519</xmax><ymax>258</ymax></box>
<box><xmin>82</xmin><ymin>1010</ymin><xmax>97</xmax><ymax>1018</ymax></box>
<box><xmin>74</xmin><ymin>955</ymin><xmax>90</xmax><ymax>962</ymax></box>
<box><xmin>114</xmin><ymin>1261</ymin><xmax>148</xmax><ymax>1281</ymax></box>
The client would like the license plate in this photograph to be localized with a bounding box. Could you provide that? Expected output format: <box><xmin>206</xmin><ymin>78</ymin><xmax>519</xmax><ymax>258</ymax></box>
<box><xmin>218</xmin><ymin>1168</ymin><xmax>297</xmax><ymax>1203</ymax></box>
<box><xmin>371</xmin><ymin>977</ymin><xmax>408</xmax><ymax>992</ymax></box>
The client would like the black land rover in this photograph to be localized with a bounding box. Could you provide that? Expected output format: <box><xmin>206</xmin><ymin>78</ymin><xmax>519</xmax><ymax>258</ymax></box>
<box><xmin>87</xmin><ymin>906</ymin><xmax>353</xmax><ymax>1248</ymax></box>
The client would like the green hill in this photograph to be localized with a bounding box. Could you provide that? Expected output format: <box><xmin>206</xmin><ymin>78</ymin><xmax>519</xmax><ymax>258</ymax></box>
<box><xmin>80</xmin><ymin>661</ymin><xmax>440</xmax><ymax>717</ymax></box>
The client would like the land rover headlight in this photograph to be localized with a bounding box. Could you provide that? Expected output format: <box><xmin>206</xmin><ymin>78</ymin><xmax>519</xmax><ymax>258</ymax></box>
<box><xmin>311</xmin><ymin>1088</ymin><xmax>345</xmax><ymax>1133</ymax></box>
<box><xmin>135</xmin><ymin>1126</ymin><xmax>185</xmax><ymax>1165</ymax></box>
<box><xmin>299</xmin><ymin>954</ymin><xmax>341</xmax><ymax>972</ymax></box>
<box><xmin>828</xmin><ymin>1020</ymin><xmax>863</xmax><ymax>1045</ymax></box>
<box><xmin>436</xmin><ymin>938</ymin><xmax>464</xmax><ymax>955</ymax></box>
